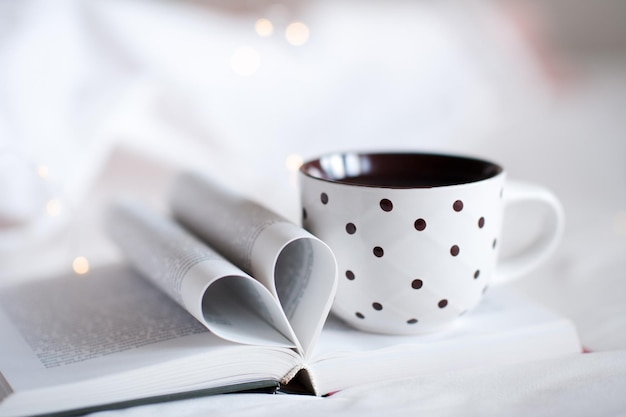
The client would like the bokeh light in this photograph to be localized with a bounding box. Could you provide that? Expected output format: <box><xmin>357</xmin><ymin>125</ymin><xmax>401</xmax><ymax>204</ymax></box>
<box><xmin>285</xmin><ymin>22</ymin><xmax>310</xmax><ymax>46</ymax></box>
<box><xmin>255</xmin><ymin>18</ymin><xmax>274</xmax><ymax>37</ymax></box>
<box><xmin>72</xmin><ymin>256</ymin><xmax>90</xmax><ymax>275</ymax></box>
<box><xmin>37</xmin><ymin>165</ymin><xmax>49</xmax><ymax>179</ymax></box>
<box><xmin>285</xmin><ymin>153</ymin><xmax>304</xmax><ymax>172</ymax></box>
<box><xmin>46</xmin><ymin>199</ymin><xmax>61</xmax><ymax>216</ymax></box>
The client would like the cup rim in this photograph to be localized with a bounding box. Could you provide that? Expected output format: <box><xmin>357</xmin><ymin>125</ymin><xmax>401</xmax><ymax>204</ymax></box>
<box><xmin>299</xmin><ymin>151</ymin><xmax>504</xmax><ymax>189</ymax></box>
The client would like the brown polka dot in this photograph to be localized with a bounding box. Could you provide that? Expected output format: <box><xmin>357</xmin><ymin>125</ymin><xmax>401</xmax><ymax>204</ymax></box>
<box><xmin>438</xmin><ymin>299</ymin><xmax>448</xmax><ymax>308</ymax></box>
<box><xmin>321</xmin><ymin>192</ymin><xmax>329</xmax><ymax>204</ymax></box>
<box><xmin>478</xmin><ymin>217</ymin><xmax>485</xmax><ymax>228</ymax></box>
<box><xmin>414</xmin><ymin>218</ymin><xmax>427</xmax><ymax>231</ymax></box>
<box><xmin>346</xmin><ymin>270</ymin><xmax>355</xmax><ymax>280</ymax></box>
<box><xmin>380</xmin><ymin>199</ymin><xmax>393</xmax><ymax>212</ymax></box>
<box><xmin>492</xmin><ymin>238</ymin><xmax>497</xmax><ymax>249</ymax></box>
<box><xmin>411</xmin><ymin>279</ymin><xmax>423</xmax><ymax>289</ymax></box>
<box><xmin>407</xmin><ymin>318</ymin><xmax>418</xmax><ymax>324</ymax></box>
<box><xmin>373</xmin><ymin>246</ymin><xmax>384</xmax><ymax>257</ymax></box>
<box><xmin>372</xmin><ymin>302</ymin><xmax>383</xmax><ymax>311</ymax></box>
<box><xmin>346</xmin><ymin>223</ymin><xmax>357</xmax><ymax>234</ymax></box>
<box><xmin>453</xmin><ymin>200</ymin><xmax>464</xmax><ymax>212</ymax></box>
<box><xmin>450</xmin><ymin>245</ymin><xmax>460</xmax><ymax>256</ymax></box>
<box><xmin>474</xmin><ymin>270</ymin><xmax>480</xmax><ymax>279</ymax></box>
<box><xmin>356</xmin><ymin>312</ymin><xmax>365</xmax><ymax>319</ymax></box>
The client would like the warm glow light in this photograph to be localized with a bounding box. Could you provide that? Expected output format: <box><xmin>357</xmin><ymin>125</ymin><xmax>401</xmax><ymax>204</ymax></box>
<box><xmin>285</xmin><ymin>22</ymin><xmax>310</xmax><ymax>46</ymax></box>
<box><xmin>37</xmin><ymin>165</ymin><xmax>49</xmax><ymax>179</ymax></box>
<box><xmin>231</xmin><ymin>47</ymin><xmax>260</xmax><ymax>76</ymax></box>
<box><xmin>46</xmin><ymin>199</ymin><xmax>61</xmax><ymax>216</ymax></box>
<box><xmin>72</xmin><ymin>256</ymin><xmax>90</xmax><ymax>275</ymax></box>
<box><xmin>285</xmin><ymin>154</ymin><xmax>304</xmax><ymax>172</ymax></box>
<box><xmin>255</xmin><ymin>18</ymin><xmax>274</xmax><ymax>37</ymax></box>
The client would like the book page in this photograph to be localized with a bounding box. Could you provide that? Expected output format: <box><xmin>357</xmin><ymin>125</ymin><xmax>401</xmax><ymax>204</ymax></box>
<box><xmin>308</xmin><ymin>288</ymin><xmax>581</xmax><ymax>395</ymax></box>
<box><xmin>169</xmin><ymin>172</ymin><xmax>337</xmax><ymax>358</ymax></box>
<box><xmin>312</xmin><ymin>289</ymin><xmax>576</xmax><ymax>357</ymax></box>
<box><xmin>0</xmin><ymin>264</ymin><xmax>213</xmax><ymax>390</ymax></box>
<box><xmin>0</xmin><ymin>265</ymin><xmax>301</xmax><ymax>415</ymax></box>
<box><xmin>106</xmin><ymin>200</ymin><xmax>296</xmax><ymax>348</ymax></box>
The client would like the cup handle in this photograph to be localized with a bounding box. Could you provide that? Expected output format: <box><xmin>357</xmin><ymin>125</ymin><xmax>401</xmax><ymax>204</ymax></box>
<box><xmin>494</xmin><ymin>180</ymin><xmax>565</xmax><ymax>284</ymax></box>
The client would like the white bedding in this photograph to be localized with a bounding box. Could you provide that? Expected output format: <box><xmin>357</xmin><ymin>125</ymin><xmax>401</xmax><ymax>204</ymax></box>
<box><xmin>1</xmin><ymin>0</ymin><xmax>625</xmax><ymax>415</ymax></box>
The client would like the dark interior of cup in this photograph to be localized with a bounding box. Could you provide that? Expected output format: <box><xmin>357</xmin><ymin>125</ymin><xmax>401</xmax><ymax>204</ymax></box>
<box><xmin>300</xmin><ymin>152</ymin><xmax>503</xmax><ymax>188</ymax></box>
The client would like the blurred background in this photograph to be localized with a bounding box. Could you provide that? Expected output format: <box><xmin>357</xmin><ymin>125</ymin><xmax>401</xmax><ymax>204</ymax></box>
<box><xmin>1</xmin><ymin>0</ymin><xmax>625</xmax><ymax>350</ymax></box>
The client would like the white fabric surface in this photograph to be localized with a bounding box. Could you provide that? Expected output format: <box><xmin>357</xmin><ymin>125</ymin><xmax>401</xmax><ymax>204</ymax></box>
<box><xmin>1</xmin><ymin>0</ymin><xmax>626</xmax><ymax>416</ymax></box>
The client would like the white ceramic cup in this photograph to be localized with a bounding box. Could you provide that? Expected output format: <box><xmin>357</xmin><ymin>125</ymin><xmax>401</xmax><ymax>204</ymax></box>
<box><xmin>299</xmin><ymin>152</ymin><xmax>564</xmax><ymax>334</ymax></box>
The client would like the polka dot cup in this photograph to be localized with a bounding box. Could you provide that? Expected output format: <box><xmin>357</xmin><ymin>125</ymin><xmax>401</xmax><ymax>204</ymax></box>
<box><xmin>299</xmin><ymin>152</ymin><xmax>564</xmax><ymax>335</ymax></box>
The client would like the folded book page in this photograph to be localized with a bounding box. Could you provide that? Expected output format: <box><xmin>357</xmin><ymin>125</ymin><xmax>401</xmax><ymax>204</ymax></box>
<box><xmin>106</xmin><ymin>200</ymin><xmax>296</xmax><ymax>349</ymax></box>
<box><xmin>170</xmin><ymin>172</ymin><xmax>337</xmax><ymax>358</ymax></box>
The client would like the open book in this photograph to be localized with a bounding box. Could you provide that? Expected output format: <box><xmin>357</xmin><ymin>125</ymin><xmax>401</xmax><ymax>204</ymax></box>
<box><xmin>0</xmin><ymin>173</ymin><xmax>582</xmax><ymax>417</ymax></box>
